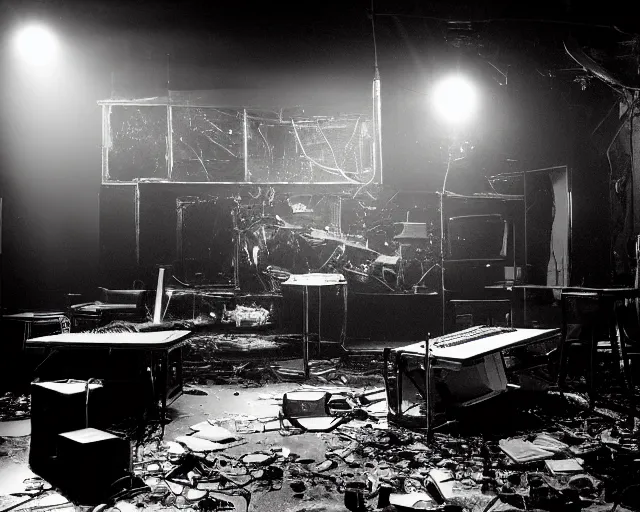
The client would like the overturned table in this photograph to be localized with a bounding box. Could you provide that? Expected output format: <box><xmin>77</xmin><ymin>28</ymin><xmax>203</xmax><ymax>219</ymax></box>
<box><xmin>27</xmin><ymin>330</ymin><xmax>191</xmax><ymax>435</ymax></box>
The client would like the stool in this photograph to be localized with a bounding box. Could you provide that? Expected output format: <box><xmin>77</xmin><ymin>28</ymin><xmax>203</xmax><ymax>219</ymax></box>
<box><xmin>556</xmin><ymin>291</ymin><xmax>633</xmax><ymax>418</ymax></box>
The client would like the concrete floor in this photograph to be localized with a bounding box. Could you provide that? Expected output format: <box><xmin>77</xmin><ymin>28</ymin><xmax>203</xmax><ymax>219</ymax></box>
<box><xmin>164</xmin><ymin>382</ymin><xmax>364</xmax><ymax>512</ymax></box>
<box><xmin>0</xmin><ymin>382</ymin><xmax>374</xmax><ymax>512</ymax></box>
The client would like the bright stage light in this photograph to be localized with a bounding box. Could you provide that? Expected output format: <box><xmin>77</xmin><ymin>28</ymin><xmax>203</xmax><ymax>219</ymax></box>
<box><xmin>13</xmin><ymin>24</ymin><xmax>59</xmax><ymax>68</ymax></box>
<box><xmin>432</xmin><ymin>74</ymin><xmax>478</xmax><ymax>125</ymax></box>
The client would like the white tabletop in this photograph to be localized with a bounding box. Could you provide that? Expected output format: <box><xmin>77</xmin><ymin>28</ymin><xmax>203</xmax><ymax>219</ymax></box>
<box><xmin>26</xmin><ymin>330</ymin><xmax>191</xmax><ymax>349</ymax></box>
<box><xmin>281</xmin><ymin>273</ymin><xmax>346</xmax><ymax>287</ymax></box>
<box><xmin>394</xmin><ymin>327</ymin><xmax>560</xmax><ymax>363</ymax></box>
<box><xmin>4</xmin><ymin>312</ymin><xmax>66</xmax><ymax>321</ymax></box>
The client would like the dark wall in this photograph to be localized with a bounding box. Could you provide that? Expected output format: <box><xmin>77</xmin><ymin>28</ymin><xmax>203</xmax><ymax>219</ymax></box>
<box><xmin>0</xmin><ymin>0</ymin><xmax>621</xmax><ymax>311</ymax></box>
<box><xmin>0</xmin><ymin>5</ymin><xmax>376</xmax><ymax>310</ymax></box>
<box><xmin>0</xmin><ymin>33</ymin><xmax>110</xmax><ymax>309</ymax></box>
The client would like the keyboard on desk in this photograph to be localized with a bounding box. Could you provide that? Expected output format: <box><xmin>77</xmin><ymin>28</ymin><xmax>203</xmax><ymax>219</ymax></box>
<box><xmin>432</xmin><ymin>326</ymin><xmax>516</xmax><ymax>348</ymax></box>
<box><xmin>429</xmin><ymin>326</ymin><xmax>560</xmax><ymax>363</ymax></box>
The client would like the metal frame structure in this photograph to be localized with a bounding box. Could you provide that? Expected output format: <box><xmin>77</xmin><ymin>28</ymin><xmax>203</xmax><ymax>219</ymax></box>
<box><xmin>98</xmin><ymin>98</ymin><xmax>379</xmax><ymax>186</ymax></box>
<box><xmin>488</xmin><ymin>165</ymin><xmax>573</xmax><ymax>326</ymax></box>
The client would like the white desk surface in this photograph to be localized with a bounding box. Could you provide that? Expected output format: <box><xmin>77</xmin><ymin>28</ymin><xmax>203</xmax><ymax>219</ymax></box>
<box><xmin>394</xmin><ymin>328</ymin><xmax>560</xmax><ymax>363</ymax></box>
<box><xmin>72</xmin><ymin>303</ymin><xmax>138</xmax><ymax>312</ymax></box>
<box><xmin>26</xmin><ymin>330</ymin><xmax>191</xmax><ymax>349</ymax></box>
<box><xmin>4</xmin><ymin>312</ymin><xmax>66</xmax><ymax>321</ymax></box>
<box><xmin>281</xmin><ymin>273</ymin><xmax>346</xmax><ymax>287</ymax></box>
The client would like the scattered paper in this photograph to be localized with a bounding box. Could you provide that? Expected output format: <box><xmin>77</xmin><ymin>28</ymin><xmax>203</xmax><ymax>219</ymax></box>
<box><xmin>389</xmin><ymin>492</ymin><xmax>433</xmax><ymax>509</ymax></box>
<box><xmin>545</xmin><ymin>459</ymin><xmax>583</xmax><ymax>475</ymax></box>
<box><xmin>0</xmin><ymin>419</ymin><xmax>31</xmax><ymax>437</ymax></box>
<box><xmin>191</xmin><ymin>424</ymin><xmax>236</xmax><ymax>442</ymax></box>
<box><xmin>499</xmin><ymin>438</ymin><xmax>555</xmax><ymax>463</ymax></box>
<box><xmin>428</xmin><ymin>468</ymin><xmax>455</xmax><ymax>500</ymax></box>
<box><xmin>175</xmin><ymin>436</ymin><xmax>227</xmax><ymax>452</ymax></box>
<box><xmin>532</xmin><ymin>433</ymin><xmax>569</xmax><ymax>453</ymax></box>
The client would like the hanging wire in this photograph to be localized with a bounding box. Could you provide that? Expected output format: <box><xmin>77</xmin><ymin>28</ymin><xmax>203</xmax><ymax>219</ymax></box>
<box><xmin>352</xmin><ymin>0</ymin><xmax>381</xmax><ymax>200</ymax></box>
<box><xmin>316</xmin><ymin>120</ymin><xmax>341</xmax><ymax>169</ymax></box>
<box><xmin>339</xmin><ymin>117</ymin><xmax>362</xmax><ymax>171</ymax></box>
<box><xmin>371</xmin><ymin>0</ymin><xmax>379</xmax><ymax>71</ymax></box>
<box><xmin>291</xmin><ymin>119</ymin><xmax>359</xmax><ymax>182</ymax></box>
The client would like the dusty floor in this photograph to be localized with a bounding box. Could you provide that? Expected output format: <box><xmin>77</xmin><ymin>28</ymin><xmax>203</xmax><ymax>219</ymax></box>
<box><xmin>2</xmin><ymin>365</ymin><xmax>640</xmax><ymax>512</ymax></box>
<box><xmin>0</xmin><ymin>381</ymin><xmax>381</xmax><ymax>512</ymax></box>
<box><xmin>163</xmin><ymin>383</ymin><xmax>351</xmax><ymax>512</ymax></box>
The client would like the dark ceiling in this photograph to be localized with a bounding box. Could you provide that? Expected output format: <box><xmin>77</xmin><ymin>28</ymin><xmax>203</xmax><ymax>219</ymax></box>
<box><xmin>1</xmin><ymin>0</ymin><xmax>637</xmax><ymax>89</ymax></box>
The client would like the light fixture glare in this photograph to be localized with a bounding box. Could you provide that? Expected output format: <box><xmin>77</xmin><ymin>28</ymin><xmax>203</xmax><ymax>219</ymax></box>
<box><xmin>14</xmin><ymin>24</ymin><xmax>58</xmax><ymax>67</ymax></box>
<box><xmin>432</xmin><ymin>74</ymin><xmax>478</xmax><ymax>125</ymax></box>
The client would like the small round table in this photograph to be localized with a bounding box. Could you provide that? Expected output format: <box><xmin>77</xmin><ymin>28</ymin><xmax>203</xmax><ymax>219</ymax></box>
<box><xmin>3</xmin><ymin>312</ymin><xmax>70</xmax><ymax>349</ymax></box>
<box><xmin>281</xmin><ymin>273</ymin><xmax>347</xmax><ymax>378</ymax></box>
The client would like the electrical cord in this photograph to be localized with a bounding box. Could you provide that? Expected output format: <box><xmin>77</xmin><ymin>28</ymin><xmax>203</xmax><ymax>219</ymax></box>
<box><xmin>291</xmin><ymin>119</ymin><xmax>359</xmax><ymax>182</ymax></box>
<box><xmin>371</xmin><ymin>0</ymin><xmax>379</xmax><ymax>70</ymax></box>
<box><xmin>415</xmin><ymin>263</ymin><xmax>442</xmax><ymax>286</ymax></box>
<box><xmin>171</xmin><ymin>274</ymin><xmax>192</xmax><ymax>287</ymax></box>
<box><xmin>316</xmin><ymin>120</ymin><xmax>340</xmax><ymax>170</ymax></box>
<box><xmin>591</xmin><ymin>99</ymin><xmax>621</xmax><ymax>138</ymax></box>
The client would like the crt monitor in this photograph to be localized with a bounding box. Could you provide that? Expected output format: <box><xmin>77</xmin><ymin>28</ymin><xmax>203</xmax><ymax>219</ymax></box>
<box><xmin>447</xmin><ymin>214</ymin><xmax>508</xmax><ymax>260</ymax></box>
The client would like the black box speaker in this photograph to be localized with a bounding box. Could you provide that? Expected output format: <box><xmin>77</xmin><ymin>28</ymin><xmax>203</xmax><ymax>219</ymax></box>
<box><xmin>56</xmin><ymin>428</ymin><xmax>131</xmax><ymax>504</ymax></box>
<box><xmin>30</xmin><ymin>380</ymin><xmax>106</xmax><ymax>476</ymax></box>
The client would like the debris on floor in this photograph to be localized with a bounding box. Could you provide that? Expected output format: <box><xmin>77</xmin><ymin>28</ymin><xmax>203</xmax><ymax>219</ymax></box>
<box><xmin>2</xmin><ymin>369</ymin><xmax>640</xmax><ymax>511</ymax></box>
<box><xmin>182</xmin><ymin>332</ymin><xmax>385</xmax><ymax>388</ymax></box>
<box><xmin>0</xmin><ymin>393</ymin><xmax>30</xmax><ymax>421</ymax></box>
<box><xmin>0</xmin><ymin>419</ymin><xmax>31</xmax><ymax>438</ymax></box>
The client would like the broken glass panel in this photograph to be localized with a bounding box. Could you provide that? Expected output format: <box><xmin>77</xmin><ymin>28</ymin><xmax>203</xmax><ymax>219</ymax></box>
<box><xmin>246</xmin><ymin>114</ymin><xmax>374</xmax><ymax>183</ymax></box>
<box><xmin>108</xmin><ymin>106</ymin><xmax>167</xmax><ymax>181</ymax></box>
<box><xmin>171</xmin><ymin>107</ymin><xmax>244</xmax><ymax>182</ymax></box>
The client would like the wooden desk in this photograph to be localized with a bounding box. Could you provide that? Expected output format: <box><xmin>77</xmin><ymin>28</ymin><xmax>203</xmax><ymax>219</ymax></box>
<box><xmin>27</xmin><ymin>330</ymin><xmax>191</xmax><ymax>435</ymax></box>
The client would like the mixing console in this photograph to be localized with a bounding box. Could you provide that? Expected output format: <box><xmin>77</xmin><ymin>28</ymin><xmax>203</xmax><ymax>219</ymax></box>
<box><xmin>432</xmin><ymin>326</ymin><xmax>517</xmax><ymax>348</ymax></box>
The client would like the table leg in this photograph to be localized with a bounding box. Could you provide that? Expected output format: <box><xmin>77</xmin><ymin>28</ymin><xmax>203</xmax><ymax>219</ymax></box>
<box><xmin>23</xmin><ymin>323</ymin><xmax>31</xmax><ymax>351</ymax></box>
<box><xmin>317</xmin><ymin>287</ymin><xmax>322</xmax><ymax>356</ymax></box>
<box><xmin>303</xmin><ymin>286</ymin><xmax>310</xmax><ymax>379</ymax></box>
<box><xmin>340</xmin><ymin>284</ymin><xmax>348</xmax><ymax>346</ymax></box>
<box><xmin>588</xmin><ymin>321</ymin><xmax>598</xmax><ymax>409</ymax></box>
<box><xmin>611</xmin><ymin>303</ymin><xmax>636</xmax><ymax>427</ymax></box>
<box><xmin>148</xmin><ymin>352</ymin><xmax>156</xmax><ymax>408</ymax></box>
<box><xmin>162</xmin><ymin>351</ymin><xmax>168</xmax><ymax>438</ymax></box>
<box><xmin>557</xmin><ymin>294</ymin><xmax>569</xmax><ymax>390</ymax></box>
<box><xmin>424</xmin><ymin>335</ymin><xmax>431</xmax><ymax>437</ymax></box>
